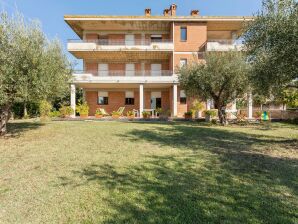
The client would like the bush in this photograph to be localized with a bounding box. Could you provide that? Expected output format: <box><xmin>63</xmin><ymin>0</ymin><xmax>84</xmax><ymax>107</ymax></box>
<box><xmin>59</xmin><ymin>106</ymin><xmax>73</xmax><ymax>118</ymax></box>
<box><xmin>211</xmin><ymin>119</ymin><xmax>217</xmax><ymax>125</ymax></box>
<box><xmin>12</xmin><ymin>102</ymin><xmax>39</xmax><ymax>118</ymax></box>
<box><xmin>49</xmin><ymin>110</ymin><xmax>61</xmax><ymax>118</ymax></box>
<box><xmin>142</xmin><ymin>111</ymin><xmax>151</xmax><ymax>118</ymax></box>
<box><xmin>39</xmin><ymin>100</ymin><xmax>52</xmax><ymax>117</ymax></box>
<box><xmin>205</xmin><ymin>109</ymin><xmax>217</xmax><ymax>118</ymax></box>
<box><xmin>76</xmin><ymin>102</ymin><xmax>89</xmax><ymax>116</ymax></box>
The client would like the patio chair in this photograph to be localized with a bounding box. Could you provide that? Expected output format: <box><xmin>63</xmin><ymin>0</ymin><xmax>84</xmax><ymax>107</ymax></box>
<box><xmin>133</xmin><ymin>109</ymin><xmax>139</xmax><ymax>117</ymax></box>
<box><xmin>117</xmin><ymin>107</ymin><xmax>125</xmax><ymax>116</ymax></box>
<box><xmin>99</xmin><ymin>108</ymin><xmax>110</xmax><ymax>116</ymax></box>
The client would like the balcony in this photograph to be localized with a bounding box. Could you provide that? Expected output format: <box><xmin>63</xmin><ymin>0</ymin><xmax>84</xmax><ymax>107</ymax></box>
<box><xmin>206</xmin><ymin>39</ymin><xmax>244</xmax><ymax>51</ymax></box>
<box><xmin>72</xmin><ymin>70</ymin><xmax>178</xmax><ymax>84</ymax></box>
<box><xmin>68</xmin><ymin>39</ymin><xmax>174</xmax><ymax>52</ymax></box>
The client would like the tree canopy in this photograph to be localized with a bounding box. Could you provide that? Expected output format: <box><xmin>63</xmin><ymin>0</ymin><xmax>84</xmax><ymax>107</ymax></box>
<box><xmin>0</xmin><ymin>12</ymin><xmax>71</xmax><ymax>135</ymax></box>
<box><xmin>243</xmin><ymin>0</ymin><xmax>298</xmax><ymax>96</ymax></box>
<box><xmin>178</xmin><ymin>51</ymin><xmax>249</xmax><ymax>124</ymax></box>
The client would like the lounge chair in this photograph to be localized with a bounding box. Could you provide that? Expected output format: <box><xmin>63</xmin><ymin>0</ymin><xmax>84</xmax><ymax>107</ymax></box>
<box><xmin>99</xmin><ymin>108</ymin><xmax>110</xmax><ymax>116</ymax></box>
<box><xmin>133</xmin><ymin>109</ymin><xmax>139</xmax><ymax>117</ymax></box>
<box><xmin>117</xmin><ymin>107</ymin><xmax>125</xmax><ymax>116</ymax></box>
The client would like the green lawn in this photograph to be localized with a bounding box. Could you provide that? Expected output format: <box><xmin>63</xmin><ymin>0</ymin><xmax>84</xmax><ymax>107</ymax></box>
<box><xmin>0</xmin><ymin>120</ymin><xmax>297</xmax><ymax>223</ymax></box>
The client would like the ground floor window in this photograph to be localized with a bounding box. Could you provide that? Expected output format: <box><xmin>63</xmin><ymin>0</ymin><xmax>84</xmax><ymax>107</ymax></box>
<box><xmin>125</xmin><ymin>91</ymin><xmax>134</xmax><ymax>105</ymax></box>
<box><xmin>98</xmin><ymin>91</ymin><xmax>108</xmax><ymax>105</ymax></box>
<box><xmin>180</xmin><ymin>90</ymin><xmax>187</xmax><ymax>104</ymax></box>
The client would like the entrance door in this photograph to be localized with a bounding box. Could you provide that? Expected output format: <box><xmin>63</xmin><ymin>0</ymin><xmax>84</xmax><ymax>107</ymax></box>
<box><xmin>151</xmin><ymin>64</ymin><xmax>162</xmax><ymax>76</ymax></box>
<box><xmin>125</xmin><ymin>34</ymin><xmax>135</xmax><ymax>46</ymax></box>
<box><xmin>151</xmin><ymin>92</ymin><xmax>162</xmax><ymax>109</ymax></box>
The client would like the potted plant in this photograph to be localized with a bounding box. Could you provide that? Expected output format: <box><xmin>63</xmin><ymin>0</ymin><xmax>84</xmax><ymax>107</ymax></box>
<box><xmin>155</xmin><ymin>108</ymin><xmax>163</xmax><ymax>117</ymax></box>
<box><xmin>111</xmin><ymin>111</ymin><xmax>121</xmax><ymax>119</ymax></box>
<box><xmin>191</xmin><ymin>100</ymin><xmax>205</xmax><ymax>118</ymax></box>
<box><xmin>142</xmin><ymin>111</ymin><xmax>151</xmax><ymax>119</ymax></box>
<box><xmin>159</xmin><ymin>109</ymin><xmax>171</xmax><ymax>121</ymax></box>
<box><xmin>126</xmin><ymin>110</ymin><xmax>135</xmax><ymax>120</ymax></box>
<box><xmin>205</xmin><ymin>109</ymin><xmax>217</xmax><ymax>122</ymax></box>
<box><xmin>59</xmin><ymin>105</ymin><xmax>74</xmax><ymax>118</ymax></box>
<box><xmin>184</xmin><ymin>111</ymin><xmax>193</xmax><ymax>120</ymax></box>
<box><xmin>76</xmin><ymin>102</ymin><xmax>89</xmax><ymax>118</ymax></box>
<box><xmin>255</xmin><ymin>111</ymin><xmax>262</xmax><ymax>121</ymax></box>
<box><xmin>95</xmin><ymin>108</ymin><xmax>103</xmax><ymax>118</ymax></box>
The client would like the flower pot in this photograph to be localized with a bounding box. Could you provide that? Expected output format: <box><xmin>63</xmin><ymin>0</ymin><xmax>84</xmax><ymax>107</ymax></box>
<box><xmin>95</xmin><ymin>114</ymin><xmax>103</xmax><ymax>119</ymax></box>
<box><xmin>143</xmin><ymin>115</ymin><xmax>151</xmax><ymax>119</ymax></box>
<box><xmin>112</xmin><ymin>115</ymin><xmax>120</xmax><ymax>119</ymax></box>
<box><xmin>80</xmin><ymin>114</ymin><xmax>88</xmax><ymax>118</ymax></box>
<box><xmin>184</xmin><ymin>114</ymin><xmax>192</xmax><ymax>120</ymax></box>
<box><xmin>127</xmin><ymin>115</ymin><xmax>135</xmax><ymax>120</ymax></box>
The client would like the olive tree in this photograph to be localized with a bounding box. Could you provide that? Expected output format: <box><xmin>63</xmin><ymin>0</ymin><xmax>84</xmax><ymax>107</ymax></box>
<box><xmin>0</xmin><ymin>12</ymin><xmax>71</xmax><ymax>135</ymax></box>
<box><xmin>243</xmin><ymin>0</ymin><xmax>298</xmax><ymax>96</ymax></box>
<box><xmin>179</xmin><ymin>51</ymin><xmax>250</xmax><ymax>125</ymax></box>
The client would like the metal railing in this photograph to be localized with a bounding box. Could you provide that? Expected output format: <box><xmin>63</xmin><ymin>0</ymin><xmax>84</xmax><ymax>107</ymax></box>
<box><xmin>73</xmin><ymin>70</ymin><xmax>173</xmax><ymax>77</ymax></box>
<box><xmin>68</xmin><ymin>39</ymin><xmax>173</xmax><ymax>46</ymax></box>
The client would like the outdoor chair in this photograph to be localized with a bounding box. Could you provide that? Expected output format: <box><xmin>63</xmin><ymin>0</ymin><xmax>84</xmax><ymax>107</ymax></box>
<box><xmin>117</xmin><ymin>107</ymin><xmax>125</xmax><ymax>116</ymax></box>
<box><xmin>99</xmin><ymin>108</ymin><xmax>110</xmax><ymax>116</ymax></box>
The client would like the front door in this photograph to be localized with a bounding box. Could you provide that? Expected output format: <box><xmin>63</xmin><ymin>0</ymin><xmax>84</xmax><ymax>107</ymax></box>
<box><xmin>151</xmin><ymin>92</ymin><xmax>162</xmax><ymax>109</ymax></box>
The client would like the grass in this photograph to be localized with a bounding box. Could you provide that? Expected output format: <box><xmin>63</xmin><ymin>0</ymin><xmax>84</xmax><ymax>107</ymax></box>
<box><xmin>0</xmin><ymin>120</ymin><xmax>297</xmax><ymax>224</ymax></box>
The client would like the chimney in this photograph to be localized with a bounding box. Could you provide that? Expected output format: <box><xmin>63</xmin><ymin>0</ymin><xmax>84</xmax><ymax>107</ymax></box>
<box><xmin>145</xmin><ymin>8</ymin><xmax>151</xmax><ymax>16</ymax></box>
<box><xmin>163</xmin><ymin>9</ymin><xmax>170</xmax><ymax>16</ymax></box>
<box><xmin>170</xmin><ymin>4</ymin><xmax>177</xmax><ymax>16</ymax></box>
<box><xmin>190</xmin><ymin>10</ymin><xmax>199</xmax><ymax>16</ymax></box>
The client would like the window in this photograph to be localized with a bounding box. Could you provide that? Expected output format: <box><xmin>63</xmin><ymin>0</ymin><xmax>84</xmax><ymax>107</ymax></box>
<box><xmin>180</xmin><ymin>59</ymin><xmax>187</xmax><ymax>68</ymax></box>
<box><xmin>180</xmin><ymin>90</ymin><xmax>187</xmax><ymax>104</ymax></box>
<box><xmin>151</xmin><ymin>34</ymin><xmax>162</xmax><ymax>43</ymax></box>
<box><xmin>125</xmin><ymin>91</ymin><xmax>134</xmax><ymax>105</ymax></box>
<box><xmin>98</xmin><ymin>91</ymin><xmax>108</xmax><ymax>105</ymax></box>
<box><xmin>180</xmin><ymin>27</ymin><xmax>187</xmax><ymax>41</ymax></box>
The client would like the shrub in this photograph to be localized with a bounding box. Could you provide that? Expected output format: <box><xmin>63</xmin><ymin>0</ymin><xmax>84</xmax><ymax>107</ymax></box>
<box><xmin>49</xmin><ymin>110</ymin><xmax>61</xmax><ymax>118</ymax></box>
<box><xmin>59</xmin><ymin>106</ymin><xmax>73</xmax><ymax>118</ymax></box>
<box><xmin>155</xmin><ymin>108</ymin><xmax>163</xmax><ymax>115</ymax></box>
<box><xmin>205</xmin><ymin>109</ymin><xmax>217</xmax><ymax>118</ymax></box>
<box><xmin>211</xmin><ymin>119</ymin><xmax>217</xmax><ymax>125</ymax></box>
<box><xmin>39</xmin><ymin>100</ymin><xmax>52</xmax><ymax>117</ymax></box>
<box><xmin>76</xmin><ymin>102</ymin><xmax>89</xmax><ymax>116</ymax></box>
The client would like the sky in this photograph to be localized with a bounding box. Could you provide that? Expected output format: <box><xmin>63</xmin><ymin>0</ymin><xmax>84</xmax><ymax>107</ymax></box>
<box><xmin>0</xmin><ymin>0</ymin><xmax>262</xmax><ymax>69</ymax></box>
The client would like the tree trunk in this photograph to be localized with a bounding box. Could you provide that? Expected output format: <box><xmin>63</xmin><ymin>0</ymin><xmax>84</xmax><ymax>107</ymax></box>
<box><xmin>24</xmin><ymin>102</ymin><xmax>28</xmax><ymax>118</ymax></box>
<box><xmin>0</xmin><ymin>105</ymin><xmax>11</xmax><ymax>136</ymax></box>
<box><xmin>214</xmin><ymin>100</ymin><xmax>228</xmax><ymax>125</ymax></box>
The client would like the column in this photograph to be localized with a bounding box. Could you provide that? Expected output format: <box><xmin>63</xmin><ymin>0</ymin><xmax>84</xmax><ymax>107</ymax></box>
<box><xmin>232</xmin><ymin>99</ymin><xmax>237</xmax><ymax>111</ymax></box>
<box><xmin>206</xmin><ymin>99</ymin><xmax>211</xmax><ymax>110</ymax></box>
<box><xmin>173</xmin><ymin>84</ymin><xmax>178</xmax><ymax>117</ymax></box>
<box><xmin>70</xmin><ymin>84</ymin><xmax>76</xmax><ymax>118</ymax></box>
<box><xmin>248</xmin><ymin>92</ymin><xmax>253</xmax><ymax>119</ymax></box>
<box><xmin>139</xmin><ymin>84</ymin><xmax>144</xmax><ymax>117</ymax></box>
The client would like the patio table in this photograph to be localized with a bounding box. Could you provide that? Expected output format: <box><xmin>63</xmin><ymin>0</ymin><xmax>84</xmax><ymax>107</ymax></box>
<box><xmin>143</xmin><ymin>109</ymin><xmax>156</xmax><ymax>117</ymax></box>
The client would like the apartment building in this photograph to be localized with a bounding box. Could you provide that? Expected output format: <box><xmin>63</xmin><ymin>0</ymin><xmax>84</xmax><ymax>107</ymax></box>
<box><xmin>65</xmin><ymin>4</ymin><xmax>252</xmax><ymax>117</ymax></box>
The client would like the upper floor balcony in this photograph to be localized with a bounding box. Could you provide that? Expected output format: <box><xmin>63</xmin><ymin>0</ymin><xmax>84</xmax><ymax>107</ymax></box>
<box><xmin>206</xmin><ymin>39</ymin><xmax>244</xmax><ymax>51</ymax></box>
<box><xmin>72</xmin><ymin>70</ymin><xmax>178</xmax><ymax>84</ymax></box>
<box><xmin>68</xmin><ymin>39</ymin><xmax>174</xmax><ymax>52</ymax></box>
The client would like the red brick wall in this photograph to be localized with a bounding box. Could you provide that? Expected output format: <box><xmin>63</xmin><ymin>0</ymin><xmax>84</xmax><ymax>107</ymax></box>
<box><xmin>85</xmin><ymin>33</ymin><xmax>98</xmax><ymax>40</ymax></box>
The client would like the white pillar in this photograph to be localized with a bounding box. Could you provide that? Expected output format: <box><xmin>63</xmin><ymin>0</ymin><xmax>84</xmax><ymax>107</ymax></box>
<box><xmin>232</xmin><ymin>99</ymin><xmax>237</xmax><ymax>111</ymax></box>
<box><xmin>173</xmin><ymin>84</ymin><xmax>178</xmax><ymax>117</ymax></box>
<box><xmin>206</xmin><ymin>99</ymin><xmax>211</xmax><ymax>110</ymax></box>
<box><xmin>139</xmin><ymin>84</ymin><xmax>144</xmax><ymax>117</ymax></box>
<box><xmin>70</xmin><ymin>84</ymin><xmax>76</xmax><ymax>117</ymax></box>
<box><xmin>248</xmin><ymin>92</ymin><xmax>253</xmax><ymax>119</ymax></box>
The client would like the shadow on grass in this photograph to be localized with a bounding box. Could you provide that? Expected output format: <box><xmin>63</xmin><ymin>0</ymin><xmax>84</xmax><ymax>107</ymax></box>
<box><xmin>5</xmin><ymin>121</ymin><xmax>44</xmax><ymax>138</ymax></box>
<box><xmin>61</xmin><ymin>123</ymin><xmax>298</xmax><ymax>223</ymax></box>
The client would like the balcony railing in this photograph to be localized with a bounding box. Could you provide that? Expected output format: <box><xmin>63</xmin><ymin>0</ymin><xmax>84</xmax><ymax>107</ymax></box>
<box><xmin>73</xmin><ymin>70</ymin><xmax>173</xmax><ymax>77</ymax></box>
<box><xmin>206</xmin><ymin>39</ymin><xmax>244</xmax><ymax>51</ymax></box>
<box><xmin>69</xmin><ymin>39</ymin><xmax>173</xmax><ymax>45</ymax></box>
<box><xmin>67</xmin><ymin>39</ymin><xmax>174</xmax><ymax>51</ymax></box>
